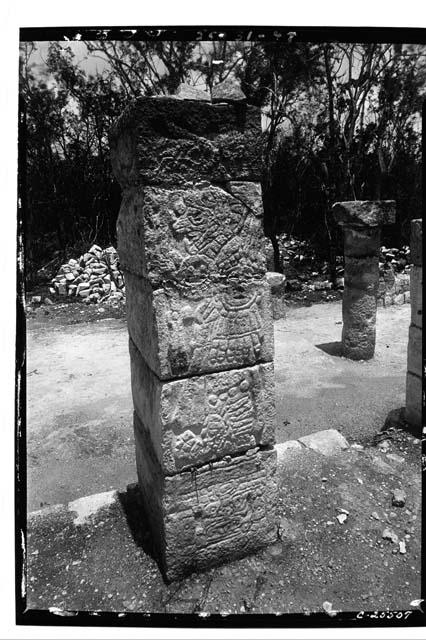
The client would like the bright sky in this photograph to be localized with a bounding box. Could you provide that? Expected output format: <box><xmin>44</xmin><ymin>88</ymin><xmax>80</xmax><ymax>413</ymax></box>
<box><xmin>29</xmin><ymin>40</ymin><xmax>109</xmax><ymax>76</ymax></box>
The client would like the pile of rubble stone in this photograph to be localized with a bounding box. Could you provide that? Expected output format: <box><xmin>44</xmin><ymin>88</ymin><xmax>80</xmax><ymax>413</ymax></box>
<box><xmin>379</xmin><ymin>245</ymin><xmax>411</xmax><ymax>273</ymax></box>
<box><xmin>268</xmin><ymin>235</ymin><xmax>412</xmax><ymax>292</ymax></box>
<box><xmin>50</xmin><ymin>245</ymin><xmax>125</xmax><ymax>304</ymax></box>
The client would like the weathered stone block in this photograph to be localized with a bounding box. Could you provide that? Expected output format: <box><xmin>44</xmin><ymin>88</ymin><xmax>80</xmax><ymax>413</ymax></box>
<box><xmin>407</xmin><ymin>325</ymin><xmax>422</xmax><ymax>378</ymax></box>
<box><xmin>175</xmin><ymin>83</ymin><xmax>211</xmax><ymax>101</ymax></box>
<box><xmin>117</xmin><ymin>183</ymin><xmax>266</xmax><ymax>291</ymax></box>
<box><xmin>410</xmin><ymin>219</ymin><xmax>422</xmax><ymax>266</ymax></box>
<box><xmin>343</xmin><ymin>227</ymin><xmax>381</xmax><ymax>257</ymax></box>
<box><xmin>211</xmin><ymin>79</ymin><xmax>246</xmax><ymax>103</ymax></box>
<box><xmin>410</xmin><ymin>265</ymin><xmax>422</xmax><ymax>328</ymax></box>
<box><xmin>341</xmin><ymin>287</ymin><xmax>377</xmax><ymax>359</ymax></box>
<box><xmin>342</xmin><ymin>289</ymin><xmax>377</xmax><ymax>326</ymax></box>
<box><xmin>130</xmin><ymin>341</ymin><xmax>276</xmax><ymax>473</ymax></box>
<box><xmin>405</xmin><ymin>372</ymin><xmax>422</xmax><ymax>431</ymax></box>
<box><xmin>344</xmin><ymin>256</ymin><xmax>379</xmax><ymax>294</ymax></box>
<box><xmin>110</xmin><ymin>97</ymin><xmax>262</xmax><ymax>187</ymax></box>
<box><xmin>124</xmin><ymin>272</ymin><xmax>273</xmax><ymax>379</ymax></box>
<box><xmin>133</xmin><ymin>418</ymin><xmax>278</xmax><ymax>581</ymax></box>
<box><xmin>333</xmin><ymin>200</ymin><xmax>396</xmax><ymax>228</ymax></box>
<box><xmin>342</xmin><ymin>323</ymin><xmax>376</xmax><ymax>360</ymax></box>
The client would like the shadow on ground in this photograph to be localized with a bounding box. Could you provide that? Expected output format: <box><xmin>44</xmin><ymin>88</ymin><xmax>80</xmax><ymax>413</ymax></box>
<box><xmin>315</xmin><ymin>341</ymin><xmax>342</xmax><ymax>357</ymax></box>
<box><xmin>117</xmin><ymin>485</ymin><xmax>161</xmax><ymax>576</ymax></box>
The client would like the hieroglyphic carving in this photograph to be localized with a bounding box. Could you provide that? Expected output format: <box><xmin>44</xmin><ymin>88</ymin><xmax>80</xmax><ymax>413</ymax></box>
<box><xmin>112</xmin><ymin>92</ymin><xmax>277</xmax><ymax>580</ymax></box>
<box><xmin>133</xmin><ymin>416</ymin><xmax>278</xmax><ymax>581</ymax></box>
<box><xmin>109</xmin><ymin>97</ymin><xmax>262</xmax><ymax>188</ymax></box>
<box><xmin>117</xmin><ymin>183</ymin><xmax>266</xmax><ymax>292</ymax></box>
<box><xmin>124</xmin><ymin>272</ymin><xmax>273</xmax><ymax>378</ymax></box>
<box><xmin>130</xmin><ymin>339</ymin><xmax>275</xmax><ymax>473</ymax></box>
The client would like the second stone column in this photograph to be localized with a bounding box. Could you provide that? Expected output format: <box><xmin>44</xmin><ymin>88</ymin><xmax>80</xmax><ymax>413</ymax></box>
<box><xmin>110</xmin><ymin>87</ymin><xmax>277</xmax><ymax>581</ymax></box>
<box><xmin>333</xmin><ymin>200</ymin><xmax>396</xmax><ymax>360</ymax></box>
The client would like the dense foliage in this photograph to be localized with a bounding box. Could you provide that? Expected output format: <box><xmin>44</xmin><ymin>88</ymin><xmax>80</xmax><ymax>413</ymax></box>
<box><xmin>19</xmin><ymin>39</ymin><xmax>425</xmax><ymax>284</ymax></box>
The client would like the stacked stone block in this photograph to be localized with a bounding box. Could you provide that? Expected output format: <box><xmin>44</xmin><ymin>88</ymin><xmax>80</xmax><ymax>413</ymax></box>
<box><xmin>110</xmin><ymin>87</ymin><xmax>277</xmax><ymax>581</ymax></box>
<box><xmin>332</xmin><ymin>201</ymin><xmax>396</xmax><ymax>360</ymax></box>
<box><xmin>405</xmin><ymin>219</ymin><xmax>423</xmax><ymax>430</ymax></box>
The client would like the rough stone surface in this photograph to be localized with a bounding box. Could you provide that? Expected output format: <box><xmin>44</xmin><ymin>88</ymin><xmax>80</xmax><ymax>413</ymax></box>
<box><xmin>391</xmin><ymin>489</ymin><xmax>406</xmax><ymax>507</ymax></box>
<box><xmin>266</xmin><ymin>271</ymin><xmax>285</xmax><ymax>290</ymax></box>
<box><xmin>410</xmin><ymin>219</ymin><xmax>422</xmax><ymax>266</ymax></box>
<box><xmin>133</xmin><ymin>419</ymin><xmax>278</xmax><ymax>581</ymax></box>
<box><xmin>341</xmin><ymin>289</ymin><xmax>377</xmax><ymax>360</ymax></box>
<box><xmin>211</xmin><ymin>79</ymin><xmax>246</xmax><ymax>103</ymax></box>
<box><xmin>332</xmin><ymin>201</ymin><xmax>396</xmax><ymax>228</ymax></box>
<box><xmin>110</xmin><ymin>97</ymin><xmax>262</xmax><ymax>187</ymax></box>
<box><xmin>124</xmin><ymin>272</ymin><xmax>273</xmax><ymax>379</ymax></box>
<box><xmin>343</xmin><ymin>257</ymin><xmax>379</xmax><ymax>294</ymax></box>
<box><xmin>116</xmin><ymin>183</ymin><xmax>266</xmax><ymax>290</ymax></box>
<box><xmin>336</xmin><ymin>201</ymin><xmax>395</xmax><ymax>360</ymax></box>
<box><xmin>343</xmin><ymin>227</ymin><xmax>381</xmax><ymax>257</ymax></box>
<box><xmin>410</xmin><ymin>266</ymin><xmax>422</xmax><ymax>328</ymax></box>
<box><xmin>405</xmin><ymin>372</ymin><xmax>422</xmax><ymax>431</ymax></box>
<box><xmin>131</xmin><ymin>343</ymin><xmax>276</xmax><ymax>473</ymax></box>
<box><xmin>407</xmin><ymin>325</ymin><xmax>422</xmax><ymax>379</ymax></box>
<box><xmin>112</xmin><ymin>95</ymin><xmax>276</xmax><ymax>580</ymax></box>
<box><xmin>298</xmin><ymin>429</ymin><xmax>349</xmax><ymax>456</ymax></box>
<box><xmin>174</xmin><ymin>83</ymin><xmax>210</xmax><ymax>101</ymax></box>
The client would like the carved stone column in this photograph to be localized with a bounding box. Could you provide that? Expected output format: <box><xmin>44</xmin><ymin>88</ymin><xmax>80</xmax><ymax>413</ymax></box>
<box><xmin>332</xmin><ymin>200</ymin><xmax>396</xmax><ymax>360</ymax></box>
<box><xmin>405</xmin><ymin>219</ymin><xmax>422</xmax><ymax>430</ymax></box>
<box><xmin>110</xmin><ymin>86</ymin><xmax>277</xmax><ymax>581</ymax></box>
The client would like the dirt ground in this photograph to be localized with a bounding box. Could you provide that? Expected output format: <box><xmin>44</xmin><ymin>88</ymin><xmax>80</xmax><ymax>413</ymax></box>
<box><xmin>24</xmin><ymin>297</ymin><xmax>423</xmax><ymax>620</ymax></box>
<box><xmin>26</xmin><ymin>298</ymin><xmax>412</xmax><ymax>511</ymax></box>
<box><xmin>26</xmin><ymin>434</ymin><xmax>422</xmax><ymax>618</ymax></box>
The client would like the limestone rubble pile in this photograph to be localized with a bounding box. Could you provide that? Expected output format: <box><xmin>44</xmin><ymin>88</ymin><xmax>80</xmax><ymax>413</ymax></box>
<box><xmin>50</xmin><ymin>245</ymin><xmax>125</xmax><ymax>304</ymax></box>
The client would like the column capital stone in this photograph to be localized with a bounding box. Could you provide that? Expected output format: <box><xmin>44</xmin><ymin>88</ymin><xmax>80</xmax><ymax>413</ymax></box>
<box><xmin>332</xmin><ymin>200</ymin><xmax>396</xmax><ymax>228</ymax></box>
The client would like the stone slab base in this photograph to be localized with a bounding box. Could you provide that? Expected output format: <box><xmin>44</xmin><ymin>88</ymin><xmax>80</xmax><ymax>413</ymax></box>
<box><xmin>405</xmin><ymin>372</ymin><xmax>422</xmax><ymax>431</ymax></box>
<box><xmin>130</xmin><ymin>341</ymin><xmax>275</xmax><ymax>474</ymax></box>
<box><xmin>133</xmin><ymin>417</ymin><xmax>278</xmax><ymax>581</ymax></box>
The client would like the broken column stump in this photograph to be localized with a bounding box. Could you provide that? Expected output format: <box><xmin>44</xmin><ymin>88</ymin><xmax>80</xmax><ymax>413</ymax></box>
<box><xmin>332</xmin><ymin>201</ymin><xmax>396</xmax><ymax>360</ymax></box>
<box><xmin>110</xmin><ymin>87</ymin><xmax>278</xmax><ymax>581</ymax></box>
<box><xmin>405</xmin><ymin>219</ymin><xmax>422</xmax><ymax>430</ymax></box>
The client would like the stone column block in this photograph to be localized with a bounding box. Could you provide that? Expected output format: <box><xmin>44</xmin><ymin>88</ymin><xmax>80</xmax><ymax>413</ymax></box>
<box><xmin>134</xmin><ymin>417</ymin><xmax>278</xmax><ymax>581</ymax></box>
<box><xmin>124</xmin><ymin>272</ymin><xmax>273</xmax><ymax>379</ymax></box>
<box><xmin>130</xmin><ymin>339</ymin><xmax>276</xmax><ymax>474</ymax></box>
<box><xmin>410</xmin><ymin>219</ymin><xmax>423</xmax><ymax>266</ymax></box>
<box><xmin>111</xmin><ymin>86</ymin><xmax>277</xmax><ymax>580</ymax></box>
<box><xmin>116</xmin><ymin>183</ymin><xmax>266</xmax><ymax>288</ymax></box>
<box><xmin>110</xmin><ymin>97</ymin><xmax>262</xmax><ymax>188</ymax></box>
<box><xmin>333</xmin><ymin>200</ymin><xmax>396</xmax><ymax>360</ymax></box>
<box><xmin>405</xmin><ymin>218</ymin><xmax>423</xmax><ymax>430</ymax></box>
<box><xmin>407</xmin><ymin>325</ymin><xmax>422</xmax><ymax>378</ymax></box>
<box><xmin>405</xmin><ymin>372</ymin><xmax>422</xmax><ymax>429</ymax></box>
<box><xmin>410</xmin><ymin>266</ymin><xmax>422</xmax><ymax>328</ymax></box>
